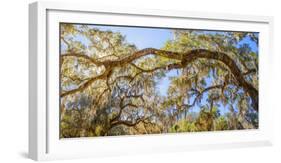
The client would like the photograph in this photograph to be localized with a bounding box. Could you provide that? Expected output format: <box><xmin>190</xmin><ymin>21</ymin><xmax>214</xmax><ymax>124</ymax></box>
<box><xmin>59</xmin><ymin>23</ymin><xmax>259</xmax><ymax>138</ymax></box>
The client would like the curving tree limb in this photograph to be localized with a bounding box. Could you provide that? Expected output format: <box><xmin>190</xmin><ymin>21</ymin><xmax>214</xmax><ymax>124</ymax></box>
<box><xmin>60</xmin><ymin>48</ymin><xmax>258</xmax><ymax>111</ymax></box>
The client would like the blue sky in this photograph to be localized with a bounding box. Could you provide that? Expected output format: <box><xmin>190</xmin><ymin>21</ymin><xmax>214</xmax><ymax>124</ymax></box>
<box><xmin>88</xmin><ymin>25</ymin><xmax>173</xmax><ymax>49</ymax></box>
<box><xmin>238</xmin><ymin>36</ymin><xmax>258</xmax><ymax>53</ymax></box>
<box><xmin>65</xmin><ymin>24</ymin><xmax>258</xmax><ymax>115</ymax></box>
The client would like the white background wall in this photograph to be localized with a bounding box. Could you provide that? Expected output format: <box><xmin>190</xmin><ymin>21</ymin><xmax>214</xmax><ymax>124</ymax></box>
<box><xmin>0</xmin><ymin>0</ymin><xmax>280</xmax><ymax>162</ymax></box>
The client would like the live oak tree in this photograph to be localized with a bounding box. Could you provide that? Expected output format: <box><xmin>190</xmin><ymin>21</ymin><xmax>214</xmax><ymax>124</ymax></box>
<box><xmin>60</xmin><ymin>24</ymin><xmax>258</xmax><ymax>138</ymax></box>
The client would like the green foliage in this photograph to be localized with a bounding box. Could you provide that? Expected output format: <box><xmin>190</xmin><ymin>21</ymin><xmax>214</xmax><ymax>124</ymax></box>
<box><xmin>170</xmin><ymin>120</ymin><xmax>198</xmax><ymax>133</ymax></box>
<box><xmin>169</xmin><ymin>109</ymin><xmax>230</xmax><ymax>132</ymax></box>
<box><xmin>214</xmin><ymin>117</ymin><xmax>229</xmax><ymax>130</ymax></box>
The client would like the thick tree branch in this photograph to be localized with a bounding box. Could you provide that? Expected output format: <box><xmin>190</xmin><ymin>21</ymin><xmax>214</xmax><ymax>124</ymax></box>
<box><xmin>61</xmin><ymin>53</ymin><xmax>104</xmax><ymax>66</ymax></box>
<box><xmin>110</xmin><ymin>116</ymin><xmax>149</xmax><ymax>129</ymax></box>
<box><xmin>243</xmin><ymin>69</ymin><xmax>256</xmax><ymax>76</ymax></box>
<box><xmin>61</xmin><ymin>70</ymin><xmax>109</xmax><ymax>97</ymax></box>
<box><xmin>61</xmin><ymin>48</ymin><xmax>258</xmax><ymax>111</ymax></box>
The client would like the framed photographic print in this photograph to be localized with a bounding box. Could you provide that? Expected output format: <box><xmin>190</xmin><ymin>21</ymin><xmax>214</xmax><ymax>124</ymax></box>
<box><xmin>29</xmin><ymin>1</ymin><xmax>274</xmax><ymax>161</ymax></box>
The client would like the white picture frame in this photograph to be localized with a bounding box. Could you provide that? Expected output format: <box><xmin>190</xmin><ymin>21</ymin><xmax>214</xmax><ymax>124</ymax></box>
<box><xmin>29</xmin><ymin>1</ymin><xmax>274</xmax><ymax>161</ymax></box>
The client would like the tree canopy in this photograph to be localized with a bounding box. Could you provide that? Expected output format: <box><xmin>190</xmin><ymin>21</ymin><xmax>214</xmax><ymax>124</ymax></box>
<box><xmin>59</xmin><ymin>24</ymin><xmax>258</xmax><ymax>138</ymax></box>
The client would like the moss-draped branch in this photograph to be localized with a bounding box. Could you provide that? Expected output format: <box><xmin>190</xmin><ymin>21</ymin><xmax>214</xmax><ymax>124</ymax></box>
<box><xmin>61</xmin><ymin>48</ymin><xmax>258</xmax><ymax>112</ymax></box>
